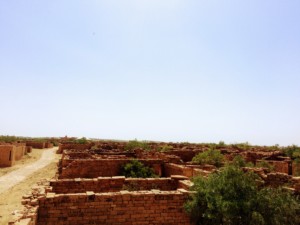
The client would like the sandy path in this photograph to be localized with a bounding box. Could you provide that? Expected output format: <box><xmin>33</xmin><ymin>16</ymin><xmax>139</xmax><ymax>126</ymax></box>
<box><xmin>0</xmin><ymin>147</ymin><xmax>57</xmax><ymax>194</ymax></box>
<box><xmin>0</xmin><ymin>147</ymin><xmax>59</xmax><ymax>224</ymax></box>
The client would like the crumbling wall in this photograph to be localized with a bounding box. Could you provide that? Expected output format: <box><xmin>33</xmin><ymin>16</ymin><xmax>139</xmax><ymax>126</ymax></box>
<box><xmin>26</xmin><ymin>142</ymin><xmax>45</xmax><ymax>149</ymax></box>
<box><xmin>44</xmin><ymin>142</ymin><xmax>53</xmax><ymax>148</ymax></box>
<box><xmin>164</xmin><ymin>163</ymin><xmax>193</xmax><ymax>177</ymax></box>
<box><xmin>26</xmin><ymin>146</ymin><xmax>32</xmax><ymax>153</ymax></box>
<box><xmin>14</xmin><ymin>145</ymin><xmax>26</xmax><ymax>161</ymax></box>
<box><xmin>50</xmin><ymin>177</ymin><xmax>178</xmax><ymax>194</ymax></box>
<box><xmin>57</xmin><ymin>143</ymin><xmax>93</xmax><ymax>154</ymax></box>
<box><xmin>256</xmin><ymin>159</ymin><xmax>290</xmax><ymax>174</ymax></box>
<box><xmin>38</xmin><ymin>191</ymin><xmax>191</xmax><ymax>225</ymax></box>
<box><xmin>0</xmin><ymin>145</ymin><xmax>15</xmax><ymax>167</ymax></box>
<box><xmin>59</xmin><ymin>159</ymin><xmax>163</xmax><ymax>178</ymax></box>
<box><xmin>264</xmin><ymin>172</ymin><xmax>291</xmax><ymax>187</ymax></box>
<box><xmin>164</xmin><ymin>150</ymin><xmax>202</xmax><ymax>162</ymax></box>
<box><xmin>266</xmin><ymin>160</ymin><xmax>290</xmax><ymax>174</ymax></box>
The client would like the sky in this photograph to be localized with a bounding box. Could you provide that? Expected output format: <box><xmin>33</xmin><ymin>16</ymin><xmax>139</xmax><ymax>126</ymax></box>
<box><xmin>0</xmin><ymin>0</ymin><xmax>299</xmax><ymax>146</ymax></box>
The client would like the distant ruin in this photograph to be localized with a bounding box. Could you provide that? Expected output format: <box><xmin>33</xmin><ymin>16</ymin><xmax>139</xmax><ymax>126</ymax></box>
<box><xmin>0</xmin><ymin>141</ymin><xmax>53</xmax><ymax>168</ymax></box>
<box><xmin>8</xmin><ymin>140</ymin><xmax>300</xmax><ymax>225</ymax></box>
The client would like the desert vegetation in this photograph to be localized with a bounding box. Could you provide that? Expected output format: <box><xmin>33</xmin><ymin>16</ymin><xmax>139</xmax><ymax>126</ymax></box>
<box><xmin>124</xmin><ymin>139</ymin><xmax>151</xmax><ymax>151</ymax></box>
<box><xmin>185</xmin><ymin>164</ymin><xmax>300</xmax><ymax>225</ymax></box>
<box><xmin>192</xmin><ymin>148</ymin><xmax>224</xmax><ymax>167</ymax></box>
<box><xmin>120</xmin><ymin>159</ymin><xmax>157</xmax><ymax>178</ymax></box>
<box><xmin>3</xmin><ymin>138</ymin><xmax>300</xmax><ymax>225</ymax></box>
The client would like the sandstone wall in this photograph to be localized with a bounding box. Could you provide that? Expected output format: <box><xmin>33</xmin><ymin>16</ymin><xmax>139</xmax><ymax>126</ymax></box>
<box><xmin>57</xmin><ymin>143</ymin><xmax>93</xmax><ymax>154</ymax></box>
<box><xmin>164</xmin><ymin>163</ymin><xmax>193</xmax><ymax>177</ymax></box>
<box><xmin>26</xmin><ymin>146</ymin><xmax>33</xmax><ymax>153</ymax></box>
<box><xmin>164</xmin><ymin>150</ymin><xmax>202</xmax><ymax>162</ymax></box>
<box><xmin>0</xmin><ymin>145</ymin><xmax>15</xmax><ymax>167</ymax></box>
<box><xmin>268</xmin><ymin>160</ymin><xmax>290</xmax><ymax>174</ymax></box>
<box><xmin>38</xmin><ymin>191</ymin><xmax>191</xmax><ymax>225</ymax></box>
<box><xmin>14</xmin><ymin>145</ymin><xmax>26</xmax><ymax>161</ymax></box>
<box><xmin>256</xmin><ymin>160</ymin><xmax>290</xmax><ymax>174</ymax></box>
<box><xmin>50</xmin><ymin>177</ymin><xmax>177</xmax><ymax>194</ymax></box>
<box><xmin>44</xmin><ymin>142</ymin><xmax>53</xmax><ymax>148</ymax></box>
<box><xmin>59</xmin><ymin>159</ymin><xmax>163</xmax><ymax>179</ymax></box>
<box><xmin>26</xmin><ymin>142</ymin><xmax>45</xmax><ymax>149</ymax></box>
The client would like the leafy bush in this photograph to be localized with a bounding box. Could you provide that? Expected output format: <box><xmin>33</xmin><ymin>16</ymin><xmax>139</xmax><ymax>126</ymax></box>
<box><xmin>192</xmin><ymin>148</ymin><xmax>224</xmax><ymax>167</ymax></box>
<box><xmin>282</xmin><ymin>145</ymin><xmax>300</xmax><ymax>159</ymax></box>
<box><xmin>217</xmin><ymin>141</ymin><xmax>226</xmax><ymax>148</ymax></box>
<box><xmin>0</xmin><ymin>135</ymin><xmax>20</xmax><ymax>143</ymax></box>
<box><xmin>75</xmin><ymin>137</ymin><xmax>88</xmax><ymax>144</ymax></box>
<box><xmin>125</xmin><ymin>139</ymin><xmax>150</xmax><ymax>151</ymax></box>
<box><xmin>256</xmin><ymin>160</ymin><xmax>274</xmax><ymax>172</ymax></box>
<box><xmin>230</xmin><ymin>156</ymin><xmax>273</xmax><ymax>171</ymax></box>
<box><xmin>185</xmin><ymin>165</ymin><xmax>300</xmax><ymax>225</ymax></box>
<box><xmin>230</xmin><ymin>155</ymin><xmax>254</xmax><ymax>168</ymax></box>
<box><xmin>121</xmin><ymin>160</ymin><xmax>157</xmax><ymax>178</ymax></box>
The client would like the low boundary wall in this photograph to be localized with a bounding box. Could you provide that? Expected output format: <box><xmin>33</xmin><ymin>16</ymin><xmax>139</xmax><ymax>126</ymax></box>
<box><xmin>50</xmin><ymin>177</ymin><xmax>178</xmax><ymax>194</ymax></box>
<box><xmin>38</xmin><ymin>190</ymin><xmax>191</xmax><ymax>225</ymax></box>
<box><xmin>59</xmin><ymin>159</ymin><xmax>163</xmax><ymax>178</ymax></box>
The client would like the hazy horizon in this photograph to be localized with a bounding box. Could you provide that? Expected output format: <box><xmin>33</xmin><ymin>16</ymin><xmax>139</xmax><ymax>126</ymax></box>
<box><xmin>1</xmin><ymin>1</ymin><xmax>299</xmax><ymax>146</ymax></box>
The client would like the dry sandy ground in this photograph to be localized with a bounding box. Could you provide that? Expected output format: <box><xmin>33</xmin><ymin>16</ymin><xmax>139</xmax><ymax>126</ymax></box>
<box><xmin>0</xmin><ymin>150</ymin><xmax>60</xmax><ymax>224</ymax></box>
<box><xmin>0</xmin><ymin>149</ymin><xmax>44</xmax><ymax>177</ymax></box>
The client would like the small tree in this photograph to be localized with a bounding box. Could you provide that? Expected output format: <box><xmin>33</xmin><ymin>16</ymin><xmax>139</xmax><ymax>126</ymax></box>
<box><xmin>76</xmin><ymin>137</ymin><xmax>88</xmax><ymax>144</ymax></box>
<box><xmin>282</xmin><ymin>145</ymin><xmax>300</xmax><ymax>159</ymax></box>
<box><xmin>192</xmin><ymin>148</ymin><xmax>224</xmax><ymax>167</ymax></box>
<box><xmin>217</xmin><ymin>141</ymin><xmax>226</xmax><ymax>148</ymax></box>
<box><xmin>185</xmin><ymin>165</ymin><xmax>300</xmax><ymax>225</ymax></box>
<box><xmin>230</xmin><ymin>155</ymin><xmax>248</xmax><ymax>168</ymax></box>
<box><xmin>121</xmin><ymin>160</ymin><xmax>157</xmax><ymax>178</ymax></box>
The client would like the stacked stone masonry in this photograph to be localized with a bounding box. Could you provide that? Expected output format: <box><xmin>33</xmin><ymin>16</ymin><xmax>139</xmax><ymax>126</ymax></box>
<box><xmin>38</xmin><ymin>191</ymin><xmax>190</xmax><ymax>225</ymax></box>
<box><xmin>50</xmin><ymin>177</ymin><xmax>178</xmax><ymax>193</ymax></box>
<box><xmin>59</xmin><ymin>159</ymin><xmax>163</xmax><ymax>178</ymax></box>
<box><xmin>0</xmin><ymin>144</ymin><xmax>26</xmax><ymax>167</ymax></box>
<box><xmin>9</xmin><ymin>140</ymin><xmax>300</xmax><ymax>225</ymax></box>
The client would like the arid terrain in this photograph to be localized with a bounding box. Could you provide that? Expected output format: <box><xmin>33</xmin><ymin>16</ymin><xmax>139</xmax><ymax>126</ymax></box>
<box><xmin>0</xmin><ymin>146</ymin><xmax>59</xmax><ymax>224</ymax></box>
<box><xmin>1</xmin><ymin>138</ymin><xmax>300</xmax><ymax>225</ymax></box>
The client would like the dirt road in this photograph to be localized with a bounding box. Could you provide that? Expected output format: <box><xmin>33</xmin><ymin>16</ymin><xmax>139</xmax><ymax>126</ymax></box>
<box><xmin>0</xmin><ymin>147</ymin><xmax>59</xmax><ymax>224</ymax></box>
<box><xmin>0</xmin><ymin>147</ymin><xmax>57</xmax><ymax>194</ymax></box>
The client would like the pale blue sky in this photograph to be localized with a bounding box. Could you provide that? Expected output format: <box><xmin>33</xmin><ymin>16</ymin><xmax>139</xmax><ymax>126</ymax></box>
<box><xmin>1</xmin><ymin>1</ymin><xmax>299</xmax><ymax>146</ymax></box>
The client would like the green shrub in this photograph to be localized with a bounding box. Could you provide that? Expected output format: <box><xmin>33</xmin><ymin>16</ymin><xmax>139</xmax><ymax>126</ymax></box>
<box><xmin>156</xmin><ymin>145</ymin><xmax>173</xmax><ymax>152</ymax></box>
<box><xmin>121</xmin><ymin>160</ymin><xmax>157</xmax><ymax>178</ymax></box>
<box><xmin>233</xmin><ymin>142</ymin><xmax>251</xmax><ymax>150</ymax></box>
<box><xmin>75</xmin><ymin>137</ymin><xmax>88</xmax><ymax>144</ymax></box>
<box><xmin>266</xmin><ymin>144</ymin><xmax>281</xmax><ymax>151</ymax></box>
<box><xmin>192</xmin><ymin>148</ymin><xmax>224</xmax><ymax>167</ymax></box>
<box><xmin>230</xmin><ymin>155</ymin><xmax>251</xmax><ymax>168</ymax></box>
<box><xmin>185</xmin><ymin>165</ymin><xmax>300</xmax><ymax>225</ymax></box>
<box><xmin>217</xmin><ymin>141</ymin><xmax>226</xmax><ymax>148</ymax></box>
<box><xmin>0</xmin><ymin>135</ymin><xmax>20</xmax><ymax>143</ymax></box>
<box><xmin>256</xmin><ymin>160</ymin><xmax>274</xmax><ymax>172</ymax></box>
<box><xmin>294</xmin><ymin>158</ymin><xmax>300</xmax><ymax>176</ymax></box>
<box><xmin>125</xmin><ymin>139</ymin><xmax>150</xmax><ymax>151</ymax></box>
<box><xmin>282</xmin><ymin>145</ymin><xmax>300</xmax><ymax>159</ymax></box>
